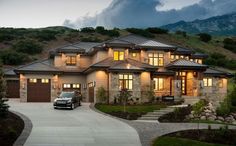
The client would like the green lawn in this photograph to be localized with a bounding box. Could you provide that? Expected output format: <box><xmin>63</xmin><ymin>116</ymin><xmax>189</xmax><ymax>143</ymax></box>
<box><xmin>153</xmin><ymin>136</ymin><xmax>229</xmax><ymax>146</ymax></box>
<box><xmin>95</xmin><ymin>104</ymin><xmax>166</xmax><ymax>113</ymax></box>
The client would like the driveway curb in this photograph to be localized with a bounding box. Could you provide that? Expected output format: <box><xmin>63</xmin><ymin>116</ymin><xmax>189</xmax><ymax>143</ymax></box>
<box><xmin>11</xmin><ymin>110</ymin><xmax>33</xmax><ymax>146</ymax></box>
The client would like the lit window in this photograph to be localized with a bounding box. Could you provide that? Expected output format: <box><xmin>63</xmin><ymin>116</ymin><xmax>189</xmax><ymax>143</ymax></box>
<box><xmin>148</xmin><ymin>53</ymin><xmax>164</xmax><ymax>66</ymax></box>
<box><xmin>66</xmin><ymin>56</ymin><xmax>76</xmax><ymax>66</ymax></box>
<box><xmin>203</xmin><ymin>78</ymin><xmax>212</xmax><ymax>87</ymax></box>
<box><xmin>132</xmin><ymin>53</ymin><xmax>137</xmax><ymax>57</ymax></box>
<box><xmin>171</xmin><ymin>55</ymin><xmax>175</xmax><ymax>61</ymax></box>
<box><xmin>41</xmin><ymin>79</ymin><xmax>49</xmax><ymax>83</ymax></box>
<box><xmin>63</xmin><ymin>84</ymin><xmax>71</xmax><ymax>88</ymax></box>
<box><xmin>72</xmin><ymin>84</ymin><xmax>80</xmax><ymax>88</ymax></box>
<box><xmin>153</xmin><ymin>78</ymin><xmax>164</xmax><ymax>91</ymax></box>
<box><xmin>114</xmin><ymin>51</ymin><xmax>124</xmax><ymax>61</ymax></box>
<box><xmin>198</xmin><ymin>59</ymin><xmax>202</xmax><ymax>64</ymax></box>
<box><xmin>119</xmin><ymin>74</ymin><xmax>133</xmax><ymax>90</ymax></box>
<box><xmin>29</xmin><ymin>78</ymin><xmax>37</xmax><ymax>83</ymax></box>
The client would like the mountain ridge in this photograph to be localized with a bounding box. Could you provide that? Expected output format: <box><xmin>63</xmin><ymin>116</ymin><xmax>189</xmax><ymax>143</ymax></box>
<box><xmin>161</xmin><ymin>12</ymin><xmax>236</xmax><ymax>35</ymax></box>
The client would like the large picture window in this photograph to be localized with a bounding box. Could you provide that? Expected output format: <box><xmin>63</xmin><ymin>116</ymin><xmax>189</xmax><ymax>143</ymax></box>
<box><xmin>114</xmin><ymin>51</ymin><xmax>124</xmax><ymax>61</ymax></box>
<box><xmin>153</xmin><ymin>78</ymin><xmax>164</xmax><ymax>91</ymax></box>
<box><xmin>148</xmin><ymin>53</ymin><xmax>164</xmax><ymax>66</ymax></box>
<box><xmin>66</xmin><ymin>56</ymin><xmax>76</xmax><ymax>66</ymax></box>
<box><xmin>203</xmin><ymin>78</ymin><xmax>212</xmax><ymax>87</ymax></box>
<box><xmin>119</xmin><ymin>74</ymin><xmax>133</xmax><ymax>90</ymax></box>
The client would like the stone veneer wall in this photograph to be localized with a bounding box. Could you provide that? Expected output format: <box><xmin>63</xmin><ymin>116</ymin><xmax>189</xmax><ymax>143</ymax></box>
<box><xmin>109</xmin><ymin>73</ymin><xmax>141</xmax><ymax>103</ymax></box>
<box><xmin>202</xmin><ymin>77</ymin><xmax>228</xmax><ymax>106</ymax></box>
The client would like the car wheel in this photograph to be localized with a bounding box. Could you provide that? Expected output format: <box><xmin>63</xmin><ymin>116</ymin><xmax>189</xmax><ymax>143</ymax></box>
<box><xmin>71</xmin><ymin>103</ymin><xmax>75</xmax><ymax>110</ymax></box>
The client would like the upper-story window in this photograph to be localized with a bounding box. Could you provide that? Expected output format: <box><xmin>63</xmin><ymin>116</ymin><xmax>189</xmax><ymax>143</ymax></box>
<box><xmin>66</xmin><ymin>56</ymin><xmax>76</xmax><ymax>66</ymax></box>
<box><xmin>114</xmin><ymin>51</ymin><xmax>124</xmax><ymax>61</ymax></box>
<box><xmin>148</xmin><ymin>53</ymin><xmax>164</xmax><ymax>66</ymax></box>
<box><xmin>171</xmin><ymin>55</ymin><xmax>189</xmax><ymax>61</ymax></box>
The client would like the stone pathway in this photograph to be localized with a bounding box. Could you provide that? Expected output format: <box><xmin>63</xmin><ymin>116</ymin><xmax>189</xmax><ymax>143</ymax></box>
<box><xmin>127</xmin><ymin>121</ymin><xmax>236</xmax><ymax>146</ymax></box>
<box><xmin>137</xmin><ymin>107</ymin><xmax>175</xmax><ymax>121</ymax></box>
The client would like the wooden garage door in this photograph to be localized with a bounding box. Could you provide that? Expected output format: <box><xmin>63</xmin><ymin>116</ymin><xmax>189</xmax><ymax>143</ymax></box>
<box><xmin>27</xmin><ymin>79</ymin><xmax>51</xmax><ymax>102</ymax></box>
<box><xmin>6</xmin><ymin>80</ymin><xmax>20</xmax><ymax>98</ymax></box>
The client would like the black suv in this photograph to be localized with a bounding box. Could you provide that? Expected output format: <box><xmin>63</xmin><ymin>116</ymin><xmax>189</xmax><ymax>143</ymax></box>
<box><xmin>53</xmin><ymin>91</ymin><xmax>81</xmax><ymax>109</ymax></box>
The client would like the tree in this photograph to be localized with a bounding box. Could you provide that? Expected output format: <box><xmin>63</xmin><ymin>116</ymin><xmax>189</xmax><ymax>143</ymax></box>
<box><xmin>96</xmin><ymin>86</ymin><xmax>108</xmax><ymax>103</ymax></box>
<box><xmin>0</xmin><ymin>65</ymin><xmax>9</xmax><ymax>118</ymax></box>
<box><xmin>146</xmin><ymin>27</ymin><xmax>168</xmax><ymax>34</ymax></box>
<box><xmin>198</xmin><ymin>33</ymin><xmax>212</xmax><ymax>42</ymax></box>
<box><xmin>117</xmin><ymin>89</ymin><xmax>132</xmax><ymax>112</ymax></box>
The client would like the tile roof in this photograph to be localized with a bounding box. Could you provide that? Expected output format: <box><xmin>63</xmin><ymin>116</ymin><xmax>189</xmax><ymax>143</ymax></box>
<box><xmin>56</xmin><ymin>42</ymin><xmax>102</xmax><ymax>53</ymax></box>
<box><xmin>166</xmin><ymin>59</ymin><xmax>208</xmax><ymax>70</ymax></box>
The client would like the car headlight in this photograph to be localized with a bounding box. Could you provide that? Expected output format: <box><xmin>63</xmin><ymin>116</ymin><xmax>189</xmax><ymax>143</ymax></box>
<box><xmin>67</xmin><ymin>99</ymin><xmax>72</xmax><ymax>103</ymax></box>
<box><xmin>54</xmin><ymin>99</ymin><xmax>57</xmax><ymax>102</ymax></box>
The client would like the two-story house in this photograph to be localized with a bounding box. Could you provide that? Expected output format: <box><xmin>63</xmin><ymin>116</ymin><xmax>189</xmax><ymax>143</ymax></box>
<box><xmin>4</xmin><ymin>34</ymin><xmax>231</xmax><ymax>103</ymax></box>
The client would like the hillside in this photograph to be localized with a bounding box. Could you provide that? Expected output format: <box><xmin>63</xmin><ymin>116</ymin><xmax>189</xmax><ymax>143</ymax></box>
<box><xmin>161</xmin><ymin>12</ymin><xmax>236</xmax><ymax>36</ymax></box>
<box><xmin>0</xmin><ymin>26</ymin><xmax>236</xmax><ymax>71</ymax></box>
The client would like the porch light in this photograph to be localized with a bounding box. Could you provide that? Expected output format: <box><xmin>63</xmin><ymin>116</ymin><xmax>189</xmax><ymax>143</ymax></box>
<box><xmin>22</xmin><ymin>82</ymin><xmax>25</xmax><ymax>89</ymax></box>
<box><xmin>127</xmin><ymin>63</ymin><xmax>131</xmax><ymax>69</ymax></box>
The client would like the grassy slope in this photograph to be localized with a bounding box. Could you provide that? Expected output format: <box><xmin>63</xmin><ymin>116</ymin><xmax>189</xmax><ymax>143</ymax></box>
<box><xmin>153</xmin><ymin>136</ymin><xmax>229</xmax><ymax>146</ymax></box>
<box><xmin>0</xmin><ymin>27</ymin><xmax>236</xmax><ymax>68</ymax></box>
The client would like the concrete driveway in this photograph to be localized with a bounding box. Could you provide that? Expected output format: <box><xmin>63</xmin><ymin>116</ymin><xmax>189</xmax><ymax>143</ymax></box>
<box><xmin>8</xmin><ymin>99</ymin><xmax>141</xmax><ymax>146</ymax></box>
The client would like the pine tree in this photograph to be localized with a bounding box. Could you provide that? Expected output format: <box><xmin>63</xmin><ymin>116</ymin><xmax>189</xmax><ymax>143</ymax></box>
<box><xmin>0</xmin><ymin>66</ymin><xmax>9</xmax><ymax>118</ymax></box>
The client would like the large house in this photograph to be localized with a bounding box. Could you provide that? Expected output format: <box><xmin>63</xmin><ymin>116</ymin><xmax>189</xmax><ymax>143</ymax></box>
<box><xmin>4</xmin><ymin>34</ymin><xmax>232</xmax><ymax>103</ymax></box>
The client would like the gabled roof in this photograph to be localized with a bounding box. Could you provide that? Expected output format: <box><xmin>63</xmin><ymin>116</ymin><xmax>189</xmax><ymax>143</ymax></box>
<box><xmin>204</xmin><ymin>68</ymin><xmax>233</xmax><ymax>77</ymax></box>
<box><xmin>91</xmin><ymin>58</ymin><xmax>157</xmax><ymax>72</ymax></box>
<box><xmin>166</xmin><ymin>59</ymin><xmax>208</xmax><ymax>70</ymax></box>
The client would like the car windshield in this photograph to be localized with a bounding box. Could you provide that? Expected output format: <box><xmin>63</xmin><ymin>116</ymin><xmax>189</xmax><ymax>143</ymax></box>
<box><xmin>59</xmin><ymin>92</ymin><xmax>74</xmax><ymax>98</ymax></box>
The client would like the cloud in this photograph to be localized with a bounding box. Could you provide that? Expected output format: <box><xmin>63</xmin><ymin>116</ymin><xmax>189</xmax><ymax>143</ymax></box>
<box><xmin>63</xmin><ymin>0</ymin><xmax>236</xmax><ymax>29</ymax></box>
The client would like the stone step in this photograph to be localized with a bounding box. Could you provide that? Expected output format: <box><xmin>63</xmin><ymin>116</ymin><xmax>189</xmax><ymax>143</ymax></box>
<box><xmin>142</xmin><ymin>114</ymin><xmax>162</xmax><ymax>117</ymax></box>
<box><xmin>146</xmin><ymin>112</ymin><xmax>166</xmax><ymax>116</ymax></box>
<box><xmin>138</xmin><ymin>117</ymin><xmax>159</xmax><ymax>120</ymax></box>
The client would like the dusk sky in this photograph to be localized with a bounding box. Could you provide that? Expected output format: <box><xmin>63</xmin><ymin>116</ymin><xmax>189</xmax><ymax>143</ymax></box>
<box><xmin>0</xmin><ymin>0</ymin><xmax>235</xmax><ymax>28</ymax></box>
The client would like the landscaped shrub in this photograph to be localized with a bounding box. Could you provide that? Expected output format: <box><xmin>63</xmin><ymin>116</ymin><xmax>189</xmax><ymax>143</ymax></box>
<box><xmin>192</xmin><ymin>99</ymin><xmax>208</xmax><ymax>116</ymax></box>
<box><xmin>216</xmin><ymin>98</ymin><xmax>231</xmax><ymax>116</ymax></box>
<box><xmin>96</xmin><ymin>86</ymin><xmax>107</xmax><ymax>103</ymax></box>
<box><xmin>13</xmin><ymin>40</ymin><xmax>43</xmax><ymax>54</ymax></box>
<box><xmin>0</xmin><ymin>51</ymin><xmax>29</xmax><ymax>65</ymax></box>
<box><xmin>198</xmin><ymin>33</ymin><xmax>212</xmax><ymax>42</ymax></box>
<box><xmin>80</xmin><ymin>37</ymin><xmax>102</xmax><ymax>42</ymax></box>
<box><xmin>126</xmin><ymin>28</ymin><xmax>154</xmax><ymax>38</ymax></box>
<box><xmin>146</xmin><ymin>27</ymin><xmax>168</xmax><ymax>34</ymax></box>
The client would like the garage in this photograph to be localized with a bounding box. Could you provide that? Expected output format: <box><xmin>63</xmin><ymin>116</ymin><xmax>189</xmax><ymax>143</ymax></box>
<box><xmin>6</xmin><ymin>80</ymin><xmax>20</xmax><ymax>98</ymax></box>
<box><xmin>27</xmin><ymin>78</ymin><xmax>51</xmax><ymax>102</ymax></box>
